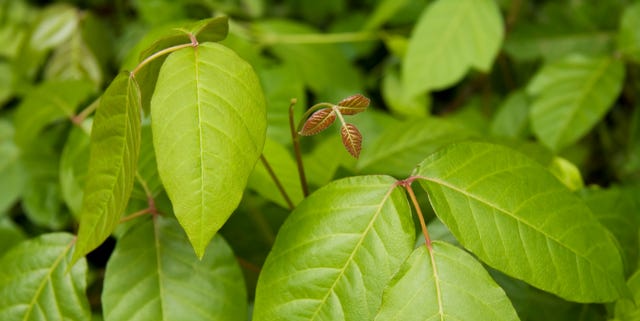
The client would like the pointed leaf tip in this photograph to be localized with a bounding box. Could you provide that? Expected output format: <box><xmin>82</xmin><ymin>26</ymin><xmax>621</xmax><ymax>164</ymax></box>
<box><xmin>341</xmin><ymin>123</ymin><xmax>362</xmax><ymax>158</ymax></box>
<box><xmin>299</xmin><ymin>108</ymin><xmax>336</xmax><ymax>136</ymax></box>
<box><xmin>337</xmin><ymin>94</ymin><xmax>370</xmax><ymax>115</ymax></box>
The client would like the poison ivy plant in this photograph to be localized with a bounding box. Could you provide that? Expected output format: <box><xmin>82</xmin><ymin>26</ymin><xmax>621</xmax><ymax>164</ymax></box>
<box><xmin>1</xmin><ymin>1</ymin><xmax>639</xmax><ymax>320</ymax></box>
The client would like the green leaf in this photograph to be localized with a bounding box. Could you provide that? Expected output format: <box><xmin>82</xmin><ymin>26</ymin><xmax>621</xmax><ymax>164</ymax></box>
<box><xmin>131</xmin><ymin>123</ymin><xmax>163</xmax><ymax>200</ymax></box>
<box><xmin>614</xmin><ymin>269</ymin><xmax>640</xmax><ymax>320</ymax></box>
<box><xmin>0</xmin><ymin>218</ymin><xmax>25</xmax><ymax>255</ymax></box>
<box><xmin>547</xmin><ymin>157</ymin><xmax>584</xmax><ymax>191</ymax></box>
<box><xmin>151</xmin><ymin>42</ymin><xmax>266</xmax><ymax>258</ymax></box>
<box><xmin>253</xmin><ymin>175</ymin><xmax>415</xmax><ymax>320</ymax></box>
<box><xmin>44</xmin><ymin>31</ymin><xmax>103</xmax><ymax>87</ymax></box>
<box><xmin>0</xmin><ymin>120</ymin><xmax>25</xmax><ymax>213</ymax></box>
<box><xmin>374</xmin><ymin>242</ymin><xmax>519</xmax><ymax>321</ymax></box>
<box><xmin>102</xmin><ymin>216</ymin><xmax>246</xmax><ymax>321</ymax></box>
<box><xmin>618</xmin><ymin>2</ymin><xmax>640</xmax><ymax>64</ymax></box>
<box><xmin>0</xmin><ymin>233</ymin><xmax>90</xmax><ymax>321</ymax></box>
<box><xmin>73</xmin><ymin>72</ymin><xmax>142</xmax><ymax>262</ymax></box>
<box><xmin>357</xmin><ymin>117</ymin><xmax>477</xmax><ymax>177</ymax></box>
<box><xmin>29</xmin><ymin>4</ymin><xmax>78</xmax><ymax>51</ymax></box>
<box><xmin>381</xmin><ymin>64</ymin><xmax>429</xmax><ymax>118</ymax></box>
<box><xmin>415</xmin><ymin>141</ymin><xmax>627</xmax><ymax>302</ymax></box>
<box><xmin>248</xmin><ymin>138</ymin><xmax>303</xmax><ymax>208</ymax></box>
<box><xmin>581</xmin><ymin>186</ymin><xmax>640</xmax><ymax>275</ymax></box>
<box><xmin>60</xmin><ymin>122</ymin><xmax>91</xmax><ymax>217</ymax></box>
<box><xmin>403</xmin><ymin>0</ymin><xmax>504</xmax><ymax>95</ymax></box>
<box><xmin>528</xmin><ymin>55</ymin><xmax>625</xmax><ymax>151</ymax></box>
<box><xmin>490</xmin><ymin>90</ymin><xmax>530</xmax><ymax>139</ymax></box>
<box><xmin>13</xmin><ymin>80</ymin><xmax>95</xmax><ymax>148</ymax></box>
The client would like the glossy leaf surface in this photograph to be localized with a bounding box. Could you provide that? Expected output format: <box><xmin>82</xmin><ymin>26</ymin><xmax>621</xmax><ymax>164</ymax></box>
<box><xmin>73</xmin><ymin>72</ymin><xmax>142</xmax><ymax>262</ymax></box>
<box><xmin>253</xmin><ymin>176</ymin><xmax>415</xmax><ymax>320</ymax></box>
<box><xmin>403</xmin><ymin>0</ymin><xmax>503</xmax><ymax>95</ymax></box>
<box><xmin>340</xmin><ymin>123</ymin><xmax>362</xmax><ymax>158</ymax></box>
<box><xmin>102</xmin><ymin>216</ymin><xmax>246</xmax><ymax>321</ymax></box>
<box><xmin>0</xmin><ymin>233</ymin><xmax>90</xmax><ymax>321</ymax></box>
<box><xmin>416</xmin><ymin>141</ymin><xmax>627</xmax><ymax>302</ymax></box>
<box><xmin>151</xmin><ymin>42</ymin><xmax>266</xmax><ymax>258</ymax></box>
<box><xmin>374</xmin><ymin>242</ymin><xmax>519</xmax><ymax>321</ymax></box>
<box><xmin>337</xmin><ymin>94</ymin><xmax>370</xmax><ymax>115</ymax></box>
<box><xmin>528</xmin><ymin>55</ymin><xmax>624</xmax><ymax>151</ymax></box>
<box><xmin>299</xmin><ymin>108</ymin><xmax>336</xmax><ymax>136</ymax></box>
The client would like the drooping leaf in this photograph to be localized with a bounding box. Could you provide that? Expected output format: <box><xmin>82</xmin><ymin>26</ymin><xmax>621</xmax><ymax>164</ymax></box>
<box><xmin>403</xmin><ymin>0</ymin><xmax>504</xmax><ymax>95</ymax></box>
<box><xmin>528</xmin><ymin>55</ymin><xmax>625</xmax><ymax>151</ymax></box>
<box><xmin>248</xmin><ymin>138</ymin><xmax>304</xmax><ymax>208</ymax></box>
<box><xmin>374</xmin><ymin>242</ymin><xmax>519</xmax><ymax>321</ymax></box>
<box><xmin>415</xmin><ymin>141</ymin><xmax>627</xmax><ymax>302</ymax></box>
<box><xmin>73</xmin><ymin>72</ymin><xmax>142</xmax><ymax>262</ymax></box>
<box><xmin>253</xmin><ymin>175</ymin><xmax>415</xmax><ymax>320</ymax></box>
<box><xmin>0</xmin><ymin>233</ymin><xmax>90</xmax><ymax>321</ymax></box>
<box><xmin>337</xmin><ymin>94</ymin><xmax>370</xmax><ymax>115</ymax></box>
<box><xmin>0</xmin><ymin>120</ymin><xmax>25</xmax><ymax>214</ymax></box>
<box><xmin>357</xmin><ymin>117</ymin><xmax>477</xmax><ymax>177</ymax></box>
<box><xmin>340</xmin><ymin>123</ymin><xmax>362</xmax><ymax>158</ymax></box>
<box><xmin>617</xmin><ymin>2</ymin><xmax>640</xmax><ymax>64</ymax></box>
<box><xmin>299</xmin><ymin>108</ymin><xmax>336</xmax><ymax>136</ymax></box>
<box><xmin>13</xmin><ymin>79</ymin><xmax>95</xmax><ymax>148</ymax></box>
<box><xmin>102</xmin><ymin>216</ymin><xmax>246</xmax><ymax>321</ymax></box>
<box><xmin>151</xmin><ymin>42</ymin><xmax>266</xmax><ymax>258</ymax></box>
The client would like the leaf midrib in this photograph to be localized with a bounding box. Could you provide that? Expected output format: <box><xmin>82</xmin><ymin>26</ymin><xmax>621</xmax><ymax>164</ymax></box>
<box><xmin>417</xmin><ymin>175</ymin><xmax>612</xmax><ymax>283</ymax></box>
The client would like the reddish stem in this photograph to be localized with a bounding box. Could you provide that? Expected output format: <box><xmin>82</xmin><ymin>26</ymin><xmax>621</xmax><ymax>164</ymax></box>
<box><xmin>397</xmin><ymin>177</ymin><xmax>432</xmax><ymax>249</ymax></box>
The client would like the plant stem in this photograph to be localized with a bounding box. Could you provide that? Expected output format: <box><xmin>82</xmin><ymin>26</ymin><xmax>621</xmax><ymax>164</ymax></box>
<box><xmin>131</xmin><ymin>41</ymin><xmax>196</xmax><ymax>76</ymax></box>
<box><xmin>400</xmin><ymin>178</ymin><xmax>432</xmax><ymax>249</ymax></box>
<box><xmin>289</xmin><ymin>98</ymin><xmax>310</xmax><ymax>197</ymax></box>
<box><xmin>72</xmin><ymin>98</ymin><xmax>100</xmax><ymax>125</ymax></box>
<box><xmin>259</xmin><ymin>31</ymin><xmax>379</xmax><ymax>45</ymax></box>
<box><xmin>296</xmin><ymin>102</ymin><xmax>335</xmax><ymax>132</ymax></box>
<box><xmin>260</xmin><ymin>154</ymin><xmax>295</xmax><ymax>210</ymax></box>
<box><xmin>120</xmin><ymin>208</ymin><xmax>152</xmax><ymax>223</ymax></box>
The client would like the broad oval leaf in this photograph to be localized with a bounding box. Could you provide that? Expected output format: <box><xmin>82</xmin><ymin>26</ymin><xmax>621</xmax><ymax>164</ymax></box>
<box><xmin>253</xmin><ymin>175</ymin><xmax>415</xmax><ymax>321</ymax></box>
<box><xmin>0</xmin><ymin>233</ymin><xmax>90</xmax><ymax>321</ymax></box>
<box><xmin>340</xmin><ymin>123</ymin><xmax>362</xmax><ymax>158</ymax></box>
<box><xmin>374</xmin><ymin>242</ymin><xmax>519</xmax><ymax>321</ymax></box>
<box><xmin>403</xmin><ymin>0</ymin><xmax>504</xmax><ymax>95</ymax></box>
<box><xmin>29</xmin><ymin>4</ymin><xmax>78</xmax><ymax>51</ymax></box>
<box><xmin>357</xmin><ymin>117</ymin><xmax>477</xmax><ymax>177</ymax></box>
<box><xmin>299</xmin><ymin>108</ymin><xmax>336</xmax><ymax>136</ymax></box>
<box><xmin>73</xmin><ymin>72</ymin><xmax>142</xmax><ymax>262</ymax></box>
<box><xmin>416</xmin><ymin>141</ymin><xmax>627</xmax><ymax>302</ymax></box>
<box><xmin>151</xmin><ymin>42</ymin><xmax>267</xmax><ymax>258</ymax></box>
<box><xmin>528</xmin><ymin>55</ymin><xmax>624</xmax><ymax>151</ymax></box>
<box><xmin>102</xmin><ymin>216</ymin><xmax>246</xmax><ymax>321</ymax></box>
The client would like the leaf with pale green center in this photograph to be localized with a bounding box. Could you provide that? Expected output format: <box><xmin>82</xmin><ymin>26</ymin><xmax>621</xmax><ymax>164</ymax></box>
<box><xmin>416</xmin><ymin>141</ymin><xmax>627</xmax><ymax>302</ymax></box>
<box><xmin>151</xmin><ymin>42</ymin><xmax>266</xmax><ymax>258</ymax></box>
<box><xmin>374</xmin><ymin>242</ymin><xmax>520</xmax><ymax>321</ymax></box>
<box><xmin>0</xmin><ymin>233</ymin><xmax>90</xmax><ymax>321</ymax></box>
<box><xmin>102</xmin><ymin>216</ymin><xmax>246</xmax><ymax>321</ymax></box>
<box><xmin>528</xmin><ymin>55</ymin><xmax>624</xmax><ymax>151</ymax></box>
<box><xmin>253</xmin><ymin>175</ymin><xmax>415</xmax><ymax>320</ymax></box>
<box><xmin>73</xmin><ymin>72</ymin><xmax>142</xmax><ymax>262</ymax></box>
<box><xmin>403</xmin><ymin>0</ymin><xmax>503</xmax><ymax>95</ymax></box>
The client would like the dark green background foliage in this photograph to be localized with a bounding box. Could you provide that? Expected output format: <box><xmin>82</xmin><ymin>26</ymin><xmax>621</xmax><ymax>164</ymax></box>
<box><xmin>1</xmin><ymin>0</ymin><xmax>640</xmax><ymax>320</ymax></box>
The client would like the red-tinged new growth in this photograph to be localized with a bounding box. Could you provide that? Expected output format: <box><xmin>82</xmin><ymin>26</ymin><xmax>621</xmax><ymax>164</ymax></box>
<box><xmin>299</xmin><ymin>108</ymin><xmax>336</xmax><ymax>136</ymax></box>
<box><xmin>337</xmin><ymin>94</ymin><xmax>370</xmax><ymax>115</ymax></box>
<box><xmin>340</xmin><ymin>123</ymin><xmax>362</xmax><ymax>158</ymax></box>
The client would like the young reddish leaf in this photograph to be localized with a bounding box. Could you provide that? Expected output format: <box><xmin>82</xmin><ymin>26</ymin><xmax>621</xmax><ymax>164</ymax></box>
<box><xmin>337</xmin><ymin>94</ymin><xmax>370</xmax><ymax>115</ymax></box>
<box><xmin>341</xmin><ymin>123</ymin><xmax>362</xmax><ymax>158</ymax></box>
<box><xmin>299</xmin><ymin>108</ymin><xmax>336</xmax><ymax>136</ymax></box>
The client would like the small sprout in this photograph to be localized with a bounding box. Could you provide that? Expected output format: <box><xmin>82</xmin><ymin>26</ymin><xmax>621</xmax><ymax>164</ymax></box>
<box><xmin>340</xmin><ymin>123</ymin><xmax>362</xmax><ymax>158</ymax></box>
<box><xmin>299</xmin><ymin>108</ymin><xmax>336</xmax><ymax>136</ymax></box>
<box><xmin>337</xmin><ymin>94</ymin><xmax>370</xmax><ymax>115</ymax></box>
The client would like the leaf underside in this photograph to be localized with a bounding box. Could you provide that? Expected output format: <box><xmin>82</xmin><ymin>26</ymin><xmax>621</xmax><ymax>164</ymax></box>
<box><xmin>73</xmin><ymin>72</ymin><xmax>142</xmax><ymax>262</ymax></box>
<box><xmin>253</xmin><ymin>175</ymin><xmax>415</xmax><ymax>321</ymax></box>
<box><xmin>151</xmin><ymin>42</ymin><xmax>267</xmax><ymax>258</ymax></box>
<box><xmin>416</xmin><ymin>141</ymin><xmax>626</xmax><ymax>302</ymax></box>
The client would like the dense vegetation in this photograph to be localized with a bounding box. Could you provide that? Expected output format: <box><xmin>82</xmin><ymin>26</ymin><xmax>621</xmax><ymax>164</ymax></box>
<box><xmin>1</xmin><ymin>0</ymin><xmax>640</xmax><ymax>320</ymax></box>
